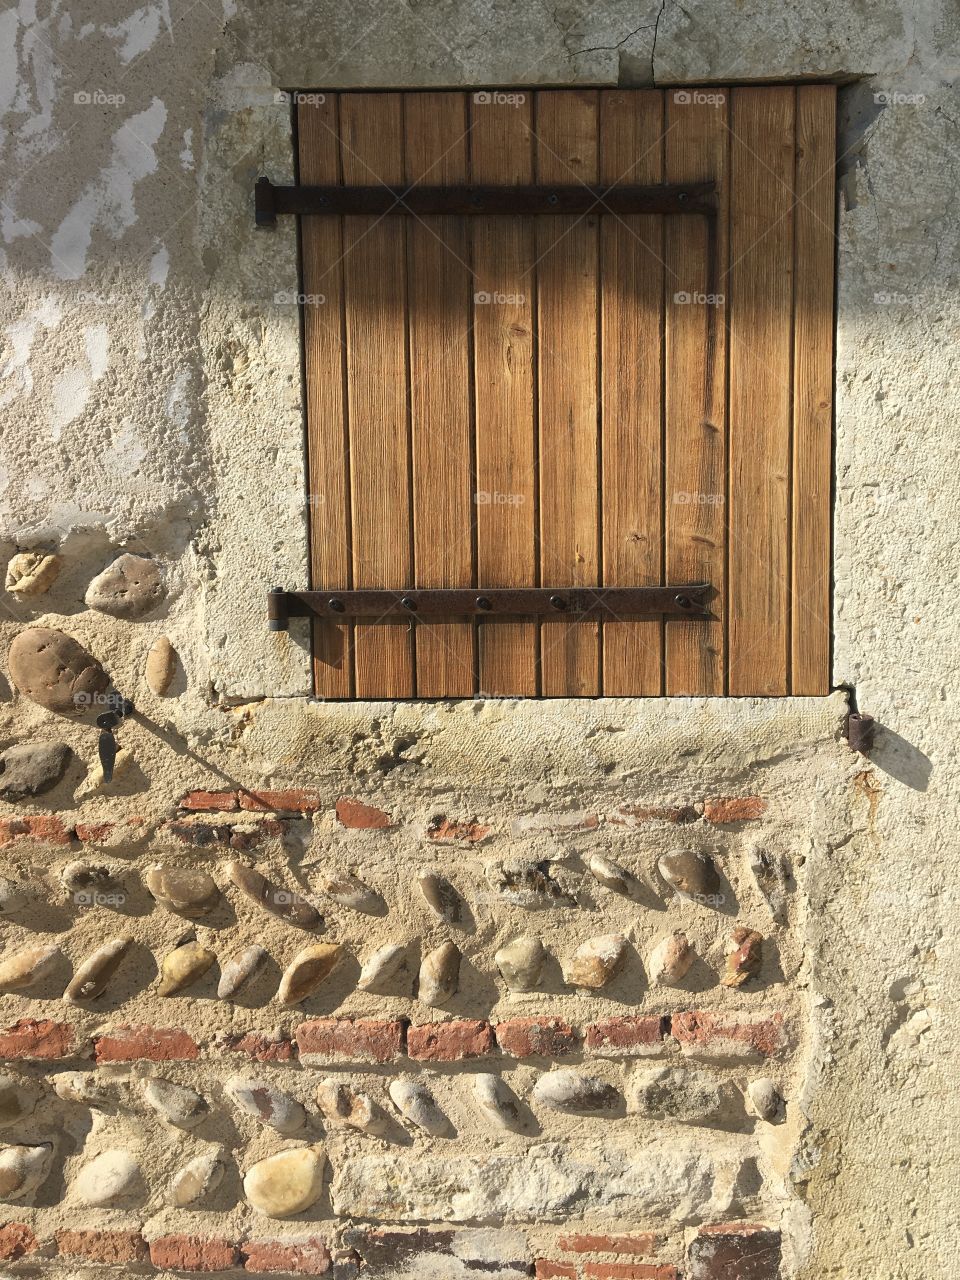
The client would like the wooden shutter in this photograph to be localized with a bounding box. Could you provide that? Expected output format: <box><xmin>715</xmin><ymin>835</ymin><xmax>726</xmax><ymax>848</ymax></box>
<box><xmin>297</xmin><ymin>86</ymin><xmax>835</xmax><ymax>698</ymax></box>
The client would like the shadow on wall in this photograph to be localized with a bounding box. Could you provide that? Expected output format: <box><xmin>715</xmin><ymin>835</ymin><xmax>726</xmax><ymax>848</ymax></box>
<box><xmin>868</xmin><ymin>723</ymin><xmax>932</xmax><ymax>792</ymax></box>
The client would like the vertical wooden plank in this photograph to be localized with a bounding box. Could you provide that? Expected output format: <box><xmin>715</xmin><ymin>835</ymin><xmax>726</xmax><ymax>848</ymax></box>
<box><xmin>664</xmin><ymin>87</ymin><xmax>730</xmax><ymax>694</ymax></box>
<box><xmin>599</xmin><ymin>89</ymin><xmax>664</xmax><ymax>696</ymax></box>
<box><xmin>298</xmin><ymin>95</ymin><xmax>351</xmax><ymax>697</ymax></box>
<box><xmin>339</xmin><ymin>93</ymin><xmax>414</xmax><ymax>697</ymax></box>
<box><xmin>535</xmin><ymin>90</ymin><xmax>601</xmax><ymax>696</ymax></box>
<box><xmin>471</xmin><ymin>94</ymin><xmax>538</xmax><ymax>696</ymax></box>
<box><xmin>404</xmin><ymin>93</ymin><xmax>474</xmax><ymax>696</ymax></box>
<box><xmin>792</xmin><ymin>85</ymin><xmax>835</xmax><ymax>694</ymax></box>
<box><xmin>728</xmin><ymin>87</ymin><xmax>795</xmax><ymax>695</ymax></box>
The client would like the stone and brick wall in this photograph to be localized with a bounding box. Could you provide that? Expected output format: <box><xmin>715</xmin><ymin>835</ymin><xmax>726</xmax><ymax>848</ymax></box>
<box><xmin>0</xmin><ymin>695</ymin><xmax>849</xmax><ymax>1277</ymax></box>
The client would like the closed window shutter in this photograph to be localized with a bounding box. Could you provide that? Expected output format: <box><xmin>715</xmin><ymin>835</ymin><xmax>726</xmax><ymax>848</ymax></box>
<box><xmin>297</xmin><ymin>86</ymin><xmax>835</xmax><ymax>698</ymax></box>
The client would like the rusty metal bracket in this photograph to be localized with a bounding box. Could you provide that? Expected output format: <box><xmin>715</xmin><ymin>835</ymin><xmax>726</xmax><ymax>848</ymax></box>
<box><xmin>846</xmin><ymin>711</ymin><xmax>876</xmax><ymax>756</ymax></box>
<box><xmin>254</xmin><ymin>176</ymin><xmax>718</xmax><ymax>226</ymax></box>
<box><xmin>267</xmin><ymin>585</ymin><xmax>712</xmax><ymax>632</ymax></box>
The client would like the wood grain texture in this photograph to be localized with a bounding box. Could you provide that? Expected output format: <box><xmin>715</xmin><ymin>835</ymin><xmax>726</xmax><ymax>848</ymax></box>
<box><xmin>728</xmin><ymin>87</ymin><xmax>796</xmax><ymax>696</ymax></box>
<box><xmin>404</xmin><ymin>92</ymin><xmax>475</xmax><ymax>696</ymax></box>
<box><xmin>792</xmin><ymin>85</ymin><xmax>836</xmax><ymax>694</ymax></box>
<box><xmin>299</xmin><ymin>95</ymin><xmax>351</xmax><ymax>696</ymax></box>
<box><xmin>664</xmin><ymin>89</ymin><xmax>729</xmax><ymax>694</ymax></box>
<box><xmin>535</xmin><ymin>89</ymin><xmax>601</xmax><ymax>696</ymax></box>
<box><xmin>599</xmin><ymin>90</ymin><xmax>665</xmax><ymax>695</ymax></box>
<box><xmin>340</xmin><ymin>93</ymin><xmax>414</xmax><ymax>697</ymax></box>
<box><xmin>471</xmin><ymin>94</ymin><xmax>538</xmax><ymax>695</ymax></box>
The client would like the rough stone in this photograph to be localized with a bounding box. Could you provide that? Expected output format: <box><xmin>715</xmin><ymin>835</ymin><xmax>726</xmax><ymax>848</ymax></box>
<box><xmin>168</xmin><ymin>1148</ymin><xmax>227</xmax><ymax>1207</ymax></box>
<box><xmin>0</xmin><ymin>742</ymin><xmax>71</xmax><ymax>800</ymax></box>
<box><xmin>745</xmin><ymin>1078</ymin><xmax>783</xmax><ymax>1123</ymax></box>
<box><xmin>0</xmin><ymin>879</ymin><xmax>29</xmax><ymax>915</ymax></box>
<box><xmin>316</xmin><ymin>1078</ymin><xmax>384</xmax><ymax>1134</ymax></box>
<box><xmin>495</xmin><ymin>936</ymin><xmax>546</xmax><ymax>992</ymax></box>
<box><xmin>530</xmin><ymin>1069</ymin><xmax>620</xmax><ymax>1114</ymax></box>
<box><xmin>227</xmin><ymin>860</ymin><xmax>323</xmax><ymax>930</ymax></box>
<box><xmin>0</xmin><ymin>943</ymin><xmax>61</xmax><ymax>993</ymax></box>
<box><xmin>52</xmin><ymin>1071</ymin><xmax>113</xmax><ymax>1108</ymax></box>
<box><xmin>388</xmin><ymin>1079</ymin><xmax>448</xmax><ymax>1135</ymax></box>
<box><xmin>0</xmin><ymin>1144</ymin><xmax>53</xmax><ymax>1201</ymax></box>
<box><xmin>227</xmin><ymin>1075</ymin><xmax>306</xmax><ymax>1133</ymax></box>
<box><xmin>243</xmin><ymin>1147</ymin><xmax>325</xmax><ymax>1218</ymax></box>
<box><xmin>5</xmin><ymin>551</ymin><xmax>61</xmax><ymax>595</ymax></box>
<box><xmin>417</xmin><ymin>870</ymin><xmax>462</xmax><ymax>923</ymax></box>
<box><xmin>0</xmin><ymin>1075</ymin><xmax>38</xmax><ymax>1128</ymax></box>
<box><xmin>648</xmin><ymin>931</ymin><xmax>695</xmax><ymax>986</ymax></box>
<box><xmin>278</xmin><ymin>944</ymin><xmax>343</xmax><ymax>1005</ymax></box>
<box><xmin>357</xmin><ymin>942</ymin><xmax>411</xmax><ymax>992</ymax></box>
<box><xmin>158</xmin><ymin>941</ymin><xmax>216</xmax><ymax>996</ymax></box>
<box><xmin>142</xmin><ymin>1077</ymin><xmax>208</xmax><ymax>1129</ymax></box>
<box><xmin>319</xmin><ymin>870</ymin><xmax>382</xmax><ymax>913</ymax></box>
<box><xmin>145</xmin><ymin>634</ymin><xmax>177</xmax><ymax>695</ymax></box>
<box><xmin>218</xmin><ymin>944</ymin><xmax>268</xmax><ymax>999</ymax></box>
<box><xmin>64</xmin><ymin>935</ymin><xmax>133</xmax><ymax>1003</ymax></box>
<box><xmin>7</xmin><ymin>628</ymin><xmax>109</xmax><ymax>716</ymax></box>
<box><xmin>473</xmin><ymin>1073</ymin><xmax>527</xmax><ymax>1132</ymax></box>
<box><xmin>587</xmin><ymin>853</ymin><xmax>632</xmax><ymax>895</ymax></box>
<box><xmin>657</xmin><ymin>851</ymin><xmax>723</xmax><ymax>905</ymax></box>
<box><xmin>74</xmin><ymin>1149</ymin><xmax>144</xmax><ymax>1206</ymax></box>
<box><xmin>564</xmin><ymin>934</ymin><xmax>628</xmax><ymax>989</ymax></box>
<box><xmin>85</xmin><ymin>553</ymin><xmax>165</xmax><ymax>619</ymax></box>
<box><xmin>629</xmin><ymin>1068</ymin><xmax>735</xmax><ymax>1125</ymax></box>
<box><xmin>485</xmin><ymin>858</ymin><xmax>576</xmax><ymax>908</ymax></box>
<box><xmin>418</xmin><ymin>940</ymin><xmax>461</xmax><ymax>1006</ymax></box>
<box><xmin>145</xmin><ymin>864</ymin><xmax>221</xmax><ymax>918</ymax></box>
<box><xmin>721</xmin><ymin>928</ymin><xmax>764</xmax><ymax>988</ymax></box>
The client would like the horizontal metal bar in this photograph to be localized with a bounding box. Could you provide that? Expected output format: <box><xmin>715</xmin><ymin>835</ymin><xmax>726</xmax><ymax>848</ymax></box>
<box><xmin>268</xmin><ymin>585</ymin><xmax>711</xmax><ymax>630</ymax></box>
<box><xmin>255</xmin><ymin>176</ymin><xmax>718</xmax><ymax>226</ymax></box>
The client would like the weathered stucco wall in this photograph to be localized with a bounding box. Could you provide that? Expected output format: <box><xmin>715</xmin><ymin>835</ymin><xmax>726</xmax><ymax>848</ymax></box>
<box><xmin>0</xmin><ymin>1</ymin><xmax>958</xmax><ymax>1278</ymax></box>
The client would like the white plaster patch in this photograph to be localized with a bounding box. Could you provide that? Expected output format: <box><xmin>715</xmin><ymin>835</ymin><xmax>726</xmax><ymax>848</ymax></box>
<box><xmin>104</xmin><ymin>419</ymin><xmax>148</xmax><ymax>473</ymax></box>
<box><xmin>84</xmin><ymin>323</ymin><xmax>110</xmax><ymax>381</ymax></box>
<box><xmin>149</xmin><ymin>244</ymin><xmax>169</xmax><ymax>287</ymax></box>
<box><xmin>49</xmin><ymin>365</ymin><xmax>90</xmax><ymax>439</ymax></box>
<box><xmin>179</xmin><ymin>128</ymin><xmax>193</xmax><ymax>170</ymax></box>
<box><xmin>49</xmin><ymin>98</ymin><xmax>167</xmax><ymax>279</ymax></box>
<box><xmin>0</xmin><ymin>296</ymin><xmax>62</xmax><ymax>403</ymax></box>
<box><xmin>164</xmin><ymin>369</ymin><xmax>192</xmax><ymax>427</ymax></box>
<box><xmin>104</xmin><ymin>3</ymin><xmax>170</xmax><ymax>63</ymax></box>
<box><xmin>0</xmin><ymin>10</ymin><xmax>19</xmax><ymax>119</ymax></box>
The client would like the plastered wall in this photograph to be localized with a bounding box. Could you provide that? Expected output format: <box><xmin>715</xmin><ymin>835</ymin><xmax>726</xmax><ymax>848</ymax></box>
<box><xmin>0</xmin><ymin>2</ymin><xmax>958</xmax><ymax>1278</ymax></box>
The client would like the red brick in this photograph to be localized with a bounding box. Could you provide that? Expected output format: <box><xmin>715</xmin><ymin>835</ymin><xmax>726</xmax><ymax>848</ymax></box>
<box><xmin>536</xmin><ymin>1265</ymin><xmax>578</xmax><ymax>1279</ymax></box>
<box><xmin>73</xmin><ymin>821</ymin><xmax>115</xmax><ymax>841</ymax></box>
<box><xmin>239</xmin><ymin>788</ymin><xmax>322</xmax><ymax>814</ymax></box>
<box><xmin>559</xmin><ymin>1234</ymin><xmax>657</xmax><ymax>1255</ymax></box>
<box><xmin>496</xmin><ymin>1018</ymin><xmax>579</xmax><ymax>1058</ymax></box>
<box><xmin>57</xmin><ymin>1229</ymin><xmax>147</xmax><ymax>1264</ymax></box>
<box><xmin>296</xmin><ymin>1018</ymin><xmax>405</xmax><ymax>1063</ymax></box>
<box><xmin>687</xmin><ymin>1223</ymin><xmax>781</xmax><ymax>1279</ymax></box>
<box><xmin>584</xmin><ymin>1266</ymin><xmax>678</xmax><ymax>1279</ymax></box>
<box><xmin>149</xmin><ymin>1235</ymin><xmax>241</xmax><ymax>1272</ymax></box>
<box><xmin>243</xmin><ymin>1238</ymin><xmax>331</xmax><ymax>1274</ymax></box>
<box><xmin>585</xmin><ymin>1016</ymin><xmax>668</xmax><ymax>1057</ymax></box>
<box><xmin>94</xmin><ymin>1025</ymin><xmax>199</xmax><ymax>1063</ymax></box>
<box><xmin>703</xmin><ymin>796</ymin><xmax>767</xmax><ymax>823</ymax></box>
<box><xmin>407</xmin><ymin>1019</ymin><xmax>493</xmax><ymax>1062</ymax></box>
<box><xmin>0</xmin><ymin>815</ymin><xmax>70</xmax><ymax>845</ymax></box>
<box><xmin>0</xmin><ymin>1018</ymin><xmax>75</xmax><ymax>1060</ymax></box>
<box><xmin>427</xmin><ymin>817</ymin><xmax>490</xmax><ymax>842</ymax></box>
<box><xmin>671</xmin><ymin>1011</ymin><xmax>786</xmax><ymax>1061</ymax></box>
<box><xmin>181</xmin><ymin>789</ymin><xmax>239</xmax><ymax>811</ymax></box>
<box><xmin>0</xmin><ymin>1224</ymin><xmax>38</xmax><ymax>1261</ymax></box>
<box><xmin>610</xmin><ymin>804</ymin><xmax>696</xmax><ymax>825</ymax></box>
<box><xmin>335</xmin><ymin>797</ymin><xmax>392</xmax><ymax>829</ymax></box>
<box><xmin>222</xmin><ymin>1030</ymin><xmax>296</xmax><ymax>1062</ymax></box>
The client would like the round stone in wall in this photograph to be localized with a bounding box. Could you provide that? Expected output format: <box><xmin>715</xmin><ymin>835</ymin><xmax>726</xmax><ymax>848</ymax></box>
<box><xmin>145</xmin><ymin>635</ymin><xmax>177</xmax><ymax>694</ymax></box>
<box><xmin>243</xmin><ymin>1146</ymin><xmax>325</xmax><ymax>1218</ymax></box>
<box><xmin>85</xmin><ymin>553</ymin><xmax>165</xmax><ymax>619</ymax></box>
<box><xmin>7</xmin><ymin>628</ymin><xmax>109</xmax><ymax>716</ymax></box>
